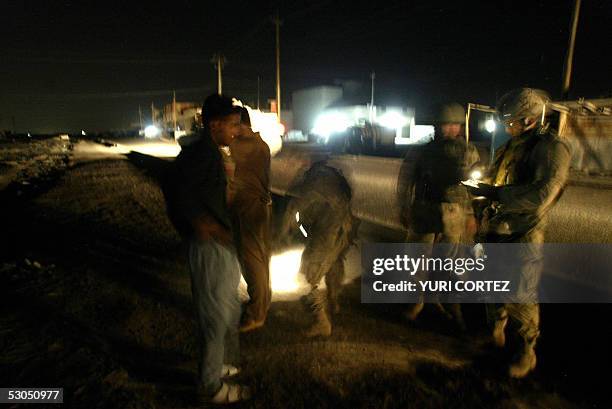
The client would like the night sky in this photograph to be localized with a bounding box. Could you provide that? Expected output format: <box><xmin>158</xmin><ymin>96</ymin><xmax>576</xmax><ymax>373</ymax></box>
<box><xmin>1</xmin><ymin>0</ymin><xmax>610</xmax><ymax>133</ymax></box>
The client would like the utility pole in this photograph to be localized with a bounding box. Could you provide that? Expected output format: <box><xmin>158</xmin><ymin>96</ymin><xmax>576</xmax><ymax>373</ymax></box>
<box><xmin>212</xmin><ymin>54</ymin><xmax>226</xmax><ymax>94</ymax></box>
<box><xmin>273</xmin><ymin>12</ymin><xmax>282</xmax><ymax>121</ymax></box>
<box><xmin>562</xmin><ymin>0</ymin><xmax>581</xmax><ymax>100</ymax></box>
<box><xmin>151</xmin><ymin>102</ymin><xmax>156</xmax><ymax>124</ymax></box>
<box><xmin>172</xmin><ymin>90</ymin><xmax>177</xmax><ymax>131</ymax></box>
<box><xmin>257</xmin><ymin>76</ymin><xmax>261</xmax><ymax>110</ymax></box>
<box><xmin>138</xmin><ymin>105</ymin><xmax>143</xmax><ymax>130</ymax></box>
<box><xmin>560</xmin><ymin>0</ymin><xmax>581</xmax><ymax>136</ymax></box>
<box><xmin>370</xmin><ymin>71</ymin><xmax>376</xmax><ymax>122</ymax></box>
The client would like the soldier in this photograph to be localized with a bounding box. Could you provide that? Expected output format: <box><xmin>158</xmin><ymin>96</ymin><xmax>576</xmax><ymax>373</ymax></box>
<box><xmin>279</xmin><ymin>162</ymin><xmax>357</xmax><ymax>337</ymax></box>
<box><xmin>466</xmin><ymin>88</ymin><xmax>571</xmax><ymax>378</ymax></box>
<box><xmin>399</xmin><ymin>103</ymin><xmax>480</xmax><ymax>328</ymax></box>
<box><xmin>229</xmin><ymin>106</ymin><xmax>273</xmax><ymax>333</ymax></box>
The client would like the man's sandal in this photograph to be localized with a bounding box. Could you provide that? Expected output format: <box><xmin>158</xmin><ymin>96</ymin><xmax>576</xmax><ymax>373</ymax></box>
<box><xmin>220</xmin><ymin>364</ymin><xmax>240</xmax><ymax>378</ymax></box>
<box><xmin>210</xmin><ymin>382</ymin><xmax>251</xmax><ymax>404</ymax></box>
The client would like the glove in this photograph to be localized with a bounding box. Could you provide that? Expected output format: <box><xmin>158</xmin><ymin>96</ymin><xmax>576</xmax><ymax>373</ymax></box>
<box><xmin>466</xmin><ymin>183</ymin><xmax>500</xmax><ymax>200</ymax></box>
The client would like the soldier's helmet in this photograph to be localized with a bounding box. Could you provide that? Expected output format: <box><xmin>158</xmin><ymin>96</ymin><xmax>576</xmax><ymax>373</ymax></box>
<box><xmin>496</xmin><ymin>88</ymin><xmax>551</xmax><ymax>123</ymax></box>
<box><xmin>436</xmin><ymin>103</ymin><xmax>465</xmax><ymax>124</ymax></box>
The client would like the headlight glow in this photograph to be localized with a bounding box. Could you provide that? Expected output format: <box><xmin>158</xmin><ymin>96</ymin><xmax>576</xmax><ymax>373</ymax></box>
<box><xmin>312</xmin><ymin>112</ymin><xmax>351</xmax><ymax>139</ymax></box>
<box><xmin>144</xmin><ymin>125</ymin><xmax>160</xmax><ymax>138</ymax></box>
<box><xmin>377</xmin><ymin>110</ymin><xmax>409</xmax><ymax>130</ymax></box>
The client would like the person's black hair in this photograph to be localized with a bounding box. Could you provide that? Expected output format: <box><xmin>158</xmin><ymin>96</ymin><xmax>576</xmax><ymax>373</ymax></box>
<box><xmin>202</xmin><ymin>94</ymin><xmax>235</xmax><ymax>123</ymax></box>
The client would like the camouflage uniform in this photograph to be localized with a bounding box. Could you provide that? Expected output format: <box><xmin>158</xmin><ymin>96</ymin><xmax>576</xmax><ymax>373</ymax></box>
<box><xmin>405</xmin><ymin>136</ymin><xmax>480</xmax><ymax>237</ymax></box>
<box><xmin>473</xmin><ymin>88</ymin><xmax>572</xmax><ymax>378</ymax></box>
<box><xmin>484</xmin><ymin>123</ymin><xmax>570</xmax><ymax>372</ymax></box>
<box><xmin>281</xmin><ymin>163</ymin><xmax>357</xmax><ymax>337</ymax></box>
<box><xmin>400</xmin><ymin>127</ymin><xmax>480</xmax><ymax>326</ymax></box>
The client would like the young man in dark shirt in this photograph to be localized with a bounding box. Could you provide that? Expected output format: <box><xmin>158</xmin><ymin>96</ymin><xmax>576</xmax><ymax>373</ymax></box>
<box><xmin>167</xmin><ymin>94</ymin><xmax>251</xmax><ymax>404</ymax></box>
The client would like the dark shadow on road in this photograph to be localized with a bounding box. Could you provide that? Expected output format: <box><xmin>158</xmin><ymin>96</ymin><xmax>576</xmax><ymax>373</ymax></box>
<box><xmin>125</xmin><ymin>151</ymin><xmax>173</xmax><ymax>186</ymax></box>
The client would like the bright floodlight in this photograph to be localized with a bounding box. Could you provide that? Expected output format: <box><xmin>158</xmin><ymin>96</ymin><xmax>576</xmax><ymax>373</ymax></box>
<box><xmin>377</xmin><ymin>110</ymin><xmax>409</xmax><ymax>130</ymax></box>
<box><xmin>144</xmin><ymin>125</ymin><xmax>160</xmax><ymax>138</ymax></box>
<box><xmin>312</xmin><ymin>112</ymin><xmax>351</xmax><ymax>139</ymax></box>
<box><xmin>485</xmin><ymin>119</ymin><xmax>496</xmax><ymax>133</ymax></box>
<box><xmin>81</xmin><ymin>130</ymin><xmax>86</xmax><ymax>136</ymax></box>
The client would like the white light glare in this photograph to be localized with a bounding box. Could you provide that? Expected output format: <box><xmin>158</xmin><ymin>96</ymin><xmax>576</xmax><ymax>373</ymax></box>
<box><xmin>377</xmin><ymin>110</ymin><xmax>409</xmax><ymax>130</ymax></box>
<box><xmin>485</xmin><ymin>119</ymin><xmax>496</xmax><ymax>133</ymax></box>
<box><xmin>144</xmin><ymin>125</ymin><xmax>160</xmax><ymax>138</ymax></box>
<box><xmin>269</xmin><ymin>247</ymin><xmax>307</xmax><ymax>295</ymax></box>
<box><xmin>232</xmin><ymin>100</ymin><xmax>283</xmax><ymax>156</ymax></box>
<box><xmin>411</xmin><ymin>125</ymin><xmax>435</xmax><ymax>142</ymax></box>
<box><xmin>246</xmin><ymin>108</ymin><xmax>283</xmax><ymax>156</ymax></box>
<box><xmin>470</xmin><ymin>169</ymin><xmax>483</xmax><ymax>181</ymax></box>
<box><xmin>312</xmin><ymin>112</ymin><xmax>351</xmax><ymax>139</ymax></box>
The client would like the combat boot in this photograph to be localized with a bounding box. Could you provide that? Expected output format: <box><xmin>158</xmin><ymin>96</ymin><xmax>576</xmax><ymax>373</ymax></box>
<box><xmin>492</xmin><ymin>317</ymin><xmax>508</xmax><ymax>348</ymax></box>
<box><xmin>508</xmin><ymin>342</ymin><xmax>537</xmax><ymax>378</ymax></box>
<box><xmin>303</xmin><ymin>288</ymin><xmax>332</xmax><ymax>337</ymax></box>
<box><xmin>305</xmin><ymin>308</ymin><xmax>332</xmax><ymax>337</ymax></box>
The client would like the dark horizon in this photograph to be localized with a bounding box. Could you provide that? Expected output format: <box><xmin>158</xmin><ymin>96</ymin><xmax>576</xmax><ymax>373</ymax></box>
<box><xmin>1</xmin><ymin>0</ymin><xmax>610</xmax><ymax>133</ymax></box>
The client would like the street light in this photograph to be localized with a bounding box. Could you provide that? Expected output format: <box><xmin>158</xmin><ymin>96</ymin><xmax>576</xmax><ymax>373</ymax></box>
<box><xmin>312</xmin><ymin>112</ymin><xmax>351</xmax><ymax>142</ymax></box>
<box><xmin>144</xmin><ymin>125</ymin><xmax>160</xmax><ymax>138</ymax></box>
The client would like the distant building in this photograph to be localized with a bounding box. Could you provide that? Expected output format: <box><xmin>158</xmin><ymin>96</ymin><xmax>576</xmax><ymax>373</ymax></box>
<box><xmin>291</xmin><ymin>85</ymin><xmax>423</xmax><ymax>145</ymax></box>
<box><xmin>292</xmin><ymin>86</ymin><xmax>343</xmax><ymax>134</ymax></box>
<box><xmin>162</xmin><ymin>102</ymin><xmax>201</xmax><ymax>136</ymax></box>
